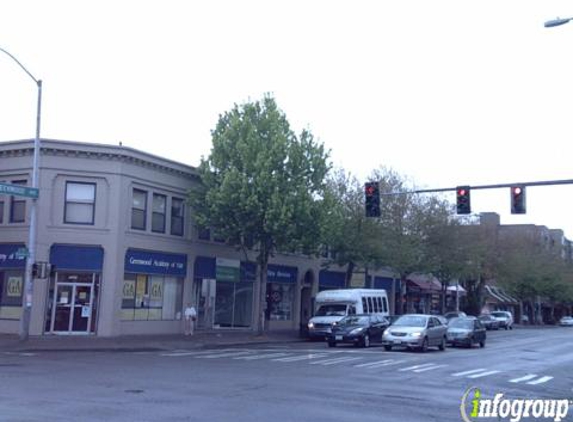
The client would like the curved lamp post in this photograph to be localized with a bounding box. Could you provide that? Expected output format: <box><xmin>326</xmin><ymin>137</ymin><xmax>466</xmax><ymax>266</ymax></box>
<box><xmin>0</xmin><ymin>47</ymin><xmax>42</xmax><ymax>341</ymax></box>
<box><xmin>544</xmin><ymin>17</ymin><xmax>573</xmax><ymax>28</ymax></box>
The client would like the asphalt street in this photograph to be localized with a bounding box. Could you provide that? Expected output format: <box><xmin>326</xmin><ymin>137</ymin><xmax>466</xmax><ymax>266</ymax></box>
<box><xmin>1</xmin><ymin>327</ymin><xmax>572</xmax><ymax>422</ymax></box>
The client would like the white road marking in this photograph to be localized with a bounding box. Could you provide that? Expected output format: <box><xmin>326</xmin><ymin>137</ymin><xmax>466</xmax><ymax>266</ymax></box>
<box><xmin>509</xmin><ymin>374</ymin><xmax>538</xmax><ymax>383</ymax></box>
<box><xmin>196</xmin><ymin>351</ymin><xmax>253</xmax><ymax>359</ymax></box>
<box><xmin>309</xmin><ymin>356</ymin><xmax>363</xmax><ymax>365</ymax></box>
<box><xmin>234</xmin><ymin>352</ymin><xmax>291</xmax><ymax>360</ymax></box>
<box><xmin>398</xmin><ymin>363</ymin><xmax>438</xmax><ymax>372</ymax></box>
<box><xmin>354</xmin><ymin>359</ymin><xmax>394</xmax><ymax>368</ymax></box>
<box><xmin>412</xmin><ymin>364</ymin><xmax>447</xmax><ymax>373</ymax></box>
<box><xmin>467</xmin><ymin>370</ymin><xmax>501</xmax><ymax>379</ymax></box>
<box><xmin>452</xmin><ymin>368</ymin><xmax>488</xmax><ymax>377</ymax></box>
<box><xmin>272</xmin><ymin>353</ymin><xmax>329</xmax><ymax>362</ymax></box>
<box><xmin>527</xmin><ymin>376</ymin><xmax>554</xmax><ymax>385</ymax></box>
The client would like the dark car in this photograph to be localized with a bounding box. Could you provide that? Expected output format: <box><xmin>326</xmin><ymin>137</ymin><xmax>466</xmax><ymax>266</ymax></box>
<box><xmin>326</xmin><ymin>314</ymin><xmax>389</xmax><ymax>348</ymax></box>
<box><xmin>447</xmin><ymin>317</ymin><xmax>486</xmax><ymax>348</ymax></box>
<box><xmin>478</xmin><ymin>314</ymin><xmax>500</xmax><ymax>330</ymax></box>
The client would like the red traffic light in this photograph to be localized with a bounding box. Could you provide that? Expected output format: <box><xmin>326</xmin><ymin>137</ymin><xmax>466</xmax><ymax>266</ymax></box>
<box><xmin>365</xmin><ymin>185</ymin><xmax>375</xmax><ymax>196</ymax></box>
<box><xmin>512</xmin><ymin>186</ymin><xmax>522</xmax><ymax>195</ymax></box>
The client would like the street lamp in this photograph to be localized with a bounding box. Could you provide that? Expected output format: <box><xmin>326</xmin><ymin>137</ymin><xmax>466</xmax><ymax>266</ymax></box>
<box><xmin>0</xmin><ymin>47</ymin><xmax>42</xmax><ymax>341</ymax></box>
<box><xmin>544</xmin><ymin>17</ymin><xmax>573</xmax><ymax>28</ymax></box>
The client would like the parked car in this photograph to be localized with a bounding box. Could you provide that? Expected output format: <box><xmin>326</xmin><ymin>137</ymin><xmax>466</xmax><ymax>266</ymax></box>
<box><xmin>444</xmin><ymin>311</ymin><xmax>467</xmax><ymax>322</ymax></box>
<box><xmin>326</xmin><ymin>314</ymin><xmax>390</xmax><ymax>348</ymax></box>
<box><xmin>447</xmin><ymin>317</ymin><xmax>487</xmax><ymax>348</ymax></box>
<box><xmin>490</xmin><ymin>311</ymin><xmax>514</xmax><ymax>330</ymax></box>
<box><xmin>478</xmin><ymin>314</ymin><xmax>500</xmax><ymax>330</ymax></box>
<box><xmin>382</xmin><ymin>314</ymin><xmax>447</xmax><ymax>352</ymax></box>
<box><xmin>435</xmin><ymin>315</ymin><xmax>449</xmax><ymax>326</ymax></box>
<box><xmin>559</xmin><ymin>316</ymin><xmax>573</xmax><ymax>327</ymax></box>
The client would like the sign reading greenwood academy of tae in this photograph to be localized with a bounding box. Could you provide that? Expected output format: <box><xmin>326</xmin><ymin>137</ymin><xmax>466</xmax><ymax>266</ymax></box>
<box><xmin>124</xmin><ymin>250</ymin><xmax>187</xmax><ymax>276</ymax></box>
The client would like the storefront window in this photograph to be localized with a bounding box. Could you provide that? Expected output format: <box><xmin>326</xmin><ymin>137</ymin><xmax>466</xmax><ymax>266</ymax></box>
<box><xmin>0</xmin><ymin>270</ymin><xmax>24</xmax><ymax>319</ymax></box>
<box><xmin>121</xmin><ymin>273</ymin><xmax>183</xmax><ymax>321</ymax></box>
<box><xmin>266</xmin><ymin>283</ymin><xmax>294</xmax><ymax>321</ymax></box>
<box><xmin>214</xmin><ymin>281</ymin><xmax>253</xmax><ymax>328</ymax></box>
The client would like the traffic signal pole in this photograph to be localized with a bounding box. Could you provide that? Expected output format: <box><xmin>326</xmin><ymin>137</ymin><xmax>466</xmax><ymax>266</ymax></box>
<box><xmin>393</xmin><ymin>178</ymin><xmax>573</xmax><ymax>196</ymax></box>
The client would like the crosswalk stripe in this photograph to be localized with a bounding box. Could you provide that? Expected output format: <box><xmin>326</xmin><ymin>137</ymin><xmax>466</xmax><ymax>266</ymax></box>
<box><xmin>412</xmin><ymin>364</ymin><xmax>447</xmax><ymax>373</ymax></box>
<box><xmin>527</xmin><ymin>376</ymin><xmax>554</xmax><ymax>385</ymax></box>
<box><xmin>452</xmin><ymin>368</ymin><xmax>487</xmax><ymax>377</ymax></box>
<box><xmin>509</xmin><ymin>374</ymin><xmax>538</xmax><ymax>383</ymax></box>
<box><xmin>354</xmin><ymin>359</ymin><xmax>394</xmax><ymax>368</ymax></box>
<box><xmin>399</xmin><ymin>363</ymin><xmax>437</xmax><ymax>372</ymax></box>
<box><xmin>196</xmin><ymin>351</ymin><xmax>253</xmax><ymax>359</ymax></box>
<box><xmin>272</xmin><ymin>353</ymin><xmax>328</xmax><ymax>362</ymax></box>
<box><xmin>309</xmin><ymin>356</ymin><xmax>363</xmax><ymax>365</ymax></box>
<box><xmin>467</xmin><ymin>370</ymin><xmax>501</xmax><ymax>379</ymax></box>
<box><xmin>234</xmin><ymin>353</ymin><xmax>291</xmax><ymax>360</ymax></box>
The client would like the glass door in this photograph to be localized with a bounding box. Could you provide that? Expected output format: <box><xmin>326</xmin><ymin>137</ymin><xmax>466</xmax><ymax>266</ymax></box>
<box><xmin>47</xmin><ymin>271</ymin><xmax>99</xmax><ymax>334</ymax></box>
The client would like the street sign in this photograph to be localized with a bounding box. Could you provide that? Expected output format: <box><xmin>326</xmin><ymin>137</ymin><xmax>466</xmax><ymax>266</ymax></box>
<box><xmin>0</xmin><ymin>182</ymin><xmax>38</xmax><ymax>199</ymax></box>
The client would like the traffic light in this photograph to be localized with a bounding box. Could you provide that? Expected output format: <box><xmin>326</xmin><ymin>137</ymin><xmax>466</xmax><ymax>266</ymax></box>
<box><xmin>365</xmin><ymin>182</ymin><xmax>381</xmax><ymax>217</ymax></box>
<box><xmin>456</xmin><ymin>186</ymin><xmax>471</xmax><ymax>214</ymax></box>
<box><xmin>510</xmin><ymin>185</ymin><xmax>526</xmax><ymax>214</ymax></box>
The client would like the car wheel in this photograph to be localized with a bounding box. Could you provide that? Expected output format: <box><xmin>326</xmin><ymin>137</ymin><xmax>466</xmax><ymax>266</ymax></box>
<box><xmin>328</xmin><ymin>341</ymin><xmax>336</xmax><ymax>348</ymax></box>
<box><xmin>384</xmin><ymin>345</ymin><xmax>392</xmax><ymax>351</ymax></box>
<box><xmin>362</xmin><ymin>334</ymin><xmax>370</xmax><ymax>348</ymax></box>
<box><xmin>439</xmin><ymin>336</ymin><xmax>446</xmax><ymax>351</ymax></box>
<box><xmin>419</xmin><ymin>337</ymin><xmax>428</xmax><ymax>353</ymax></box>
<box><xmin>480</xmin><ymin>339</ymin><xmax>485</xmax><ymax>348</ymax></box>
<box><xmin>509</xmin><ymin>325</ymin><xmax>513</xmax><ymax>330</ymax></box>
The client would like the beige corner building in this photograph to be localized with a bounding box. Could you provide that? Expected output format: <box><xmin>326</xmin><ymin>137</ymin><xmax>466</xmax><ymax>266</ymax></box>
<box><xmin>0</xmin><ymin>139</ymin><xmax>398</xmax><ymax>337</ymax></box>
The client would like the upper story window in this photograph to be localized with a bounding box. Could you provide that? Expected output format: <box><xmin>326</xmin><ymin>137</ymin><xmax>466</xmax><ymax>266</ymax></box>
<box><xmin>10</xmin><ymin>180</ymin><xmax>27</xmax><ymax>223</ymax></box>
<box><xmin>64</xmin><ymin>182</ymin><xmax>96</xmax><ymax>224</ymax></box>
<box><xmin>0</xmin><ymin>197</ymin><xmax>4</xmax><ymax>224</ymax></box>
<box><xmin>131</xmin><ymin>189</ymin><xmax>147</xmax><ymax>230</ymax></box>
<box><xmin>170</xmin><ymin>197</ymin><xmax>184</xmax><ymax>236</ymax></box>
<box><xmin>197</xmin><ymin>226</ymin><xmax>210</xmax><ymax>241</ymax></box>
<box><xmin>152</xmin><ymin>194</ymin><xmax>167</xmax><ymax>233</ymax></box>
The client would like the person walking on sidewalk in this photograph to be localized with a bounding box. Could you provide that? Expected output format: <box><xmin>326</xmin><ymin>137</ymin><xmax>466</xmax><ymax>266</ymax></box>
<box><xmin>184</xmin><ymin>303</ymin><xmax>197</xmax><ymax>336</ymax></box>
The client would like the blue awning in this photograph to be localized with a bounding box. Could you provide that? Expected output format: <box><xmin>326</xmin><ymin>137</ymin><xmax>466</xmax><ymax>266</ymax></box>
<box><xmin>50</xmin><ymin>244</ymin><xmax>104</xmax><ymax>271</ymax></box>
<box><xmin>0</xmin><ymin>243</ymin><xmax>26</xmax><ymax>269</ymax></box>
<box><xmin>319</xmin><ymin>270</ymin><xmax>345</xmax><ymax>288</ymax></box>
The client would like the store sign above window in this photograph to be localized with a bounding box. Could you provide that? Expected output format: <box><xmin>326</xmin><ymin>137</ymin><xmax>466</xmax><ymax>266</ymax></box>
<box><xmin>125</xmin><ymin>249</ymin><xmax>187</xmax><ymax>276</ymax></box>
<box><xmin>216</xmin><ymin>258</ymin><xmax>240</xmax><ymax>282</ymax></box>
<box><xmin>0</xmin><ymin>244</ymin><xmax>27</xmax><ymax>269</ymax></box>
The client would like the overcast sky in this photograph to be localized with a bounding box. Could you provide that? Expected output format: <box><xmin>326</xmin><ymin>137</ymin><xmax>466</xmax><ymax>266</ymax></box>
<box><xmin>2</xmin><ymin>1</ymin><xmax>573</xmax><ymax>238</ymax></box>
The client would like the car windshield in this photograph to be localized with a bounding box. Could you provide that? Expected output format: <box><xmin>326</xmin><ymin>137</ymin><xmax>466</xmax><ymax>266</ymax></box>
<box><xmin>315</xmin><ymin>304</ymin><xmax>347</xmax><ymax>317</ymax></box>
<box><xmin>478</xmin><ymin>315</ymin><xmax>491</xmax><ymax>321</ymax></box>
<box><xmin>338</xmin><ymin>316</ymin><xmax>369</xmax><ymax>326</ymax></box>
<box><xmin>394</xmin><ymin>315</ymin><xmax>427</xmax><ymax>328</ymax></box>
<box><xmin>449</xmin><ymin>319</ymin><xmax>474</xmax><ymax>329</ymax></box>
<box><xmin>491</xmin><ymin>312</ymin><xmax>507</xmax><ymax>318</ymax></box>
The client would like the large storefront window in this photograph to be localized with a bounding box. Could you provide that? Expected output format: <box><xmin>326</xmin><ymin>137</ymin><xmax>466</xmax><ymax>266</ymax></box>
<box><xmin>265</xmin><ymin>264</ymin><xmax>298</xmax><ymax>322</ymax></box>
<box><xmin>214</xmin><ymin>280</ymin><xmax>253</xmax><ymax>328</ymax></box>
<box><xmin>122</xmin><ymin>249</ymin><xmax>187</xmax><ymax>321</ymax></box>
<box><xmin>121</xmin><ymin>274</ymin><xmax>183</xmax><ymax>320</ymax></box>
<box><xmin>0</xmin><ymin>244</ymin><xmax>26</xmax><ymax>320</ymax></box>
<box><xmin>266</xmin><ymin>283</ymin><xmax>294</xmax><ymax>321</ymax></box>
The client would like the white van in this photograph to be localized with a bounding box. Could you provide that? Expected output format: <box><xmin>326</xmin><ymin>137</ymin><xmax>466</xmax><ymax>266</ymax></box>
<box><xmin>307</xmin><ymin>289</ymin><xmax>389</xmax><ymax>339</ymax></box>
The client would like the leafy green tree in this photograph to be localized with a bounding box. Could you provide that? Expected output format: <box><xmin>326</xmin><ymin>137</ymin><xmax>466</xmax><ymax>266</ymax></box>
<box><xmin>189</xmin><ymin>95</ymin><xmax>331</xmax><ymax>334</ymax></box>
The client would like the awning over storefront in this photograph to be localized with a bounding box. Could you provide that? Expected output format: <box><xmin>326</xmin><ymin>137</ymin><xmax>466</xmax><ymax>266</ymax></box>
<box><xmin>0</xmin><ymin>243</ymin><xmax>26</xmax><ymax>269</ymax></box>
<box><xmin>484</xmin><ymin>285</ymin><xmax>519</xmax><ymax>304</ymax></box>
<box><xmin>406</xmin><ymin>274</ymin><xmax>442</xmax><ymax>293</ymax></box>
<box><xmin>318</xmin><ymin>270</ymin><xmax>345</xmax><ymax>289</ymax></box>
<box><xmin>50</xmin><ymin>244</ymin><xmax>104</xmax><ymax>271</ymax></box>
<box><xmin>125</xmin><ymin>249</ymin><xmax>187</xmax><ymax>276</ymax></box>
<box><xmin>374</xmin><ymin>276</ymin><xmax>400</xmax><ymax>291</ymax></box>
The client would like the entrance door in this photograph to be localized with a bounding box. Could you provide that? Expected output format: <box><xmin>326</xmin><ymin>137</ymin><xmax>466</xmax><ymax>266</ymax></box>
<box><xmin>52</xmin><ymin>283</ymin><xmax>93</xmax><ymax>333</ymax></box>
<box><xmin>47</xmin><ymin>269</ymin><xmax>101</xmax><ymax>335</ymax></box>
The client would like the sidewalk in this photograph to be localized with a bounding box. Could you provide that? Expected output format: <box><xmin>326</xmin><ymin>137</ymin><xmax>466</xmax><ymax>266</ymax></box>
<box><xmin>0</xmin><ymin>329</ymin><xmax>306</xmax><ymax>353</ymax></box>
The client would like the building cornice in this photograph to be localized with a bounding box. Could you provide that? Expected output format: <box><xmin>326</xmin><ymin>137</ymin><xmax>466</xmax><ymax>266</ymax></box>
<box><xmin>0</xmin><ymin>139</ymin><xmax>200</xmax><ymax>181</ymax></box>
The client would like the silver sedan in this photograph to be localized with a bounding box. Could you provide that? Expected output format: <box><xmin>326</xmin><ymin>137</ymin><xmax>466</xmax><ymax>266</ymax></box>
<box><xmin>382</xmin><ymin>314</ymin><xmax>448</xmax><ymax>352</ymax></box>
